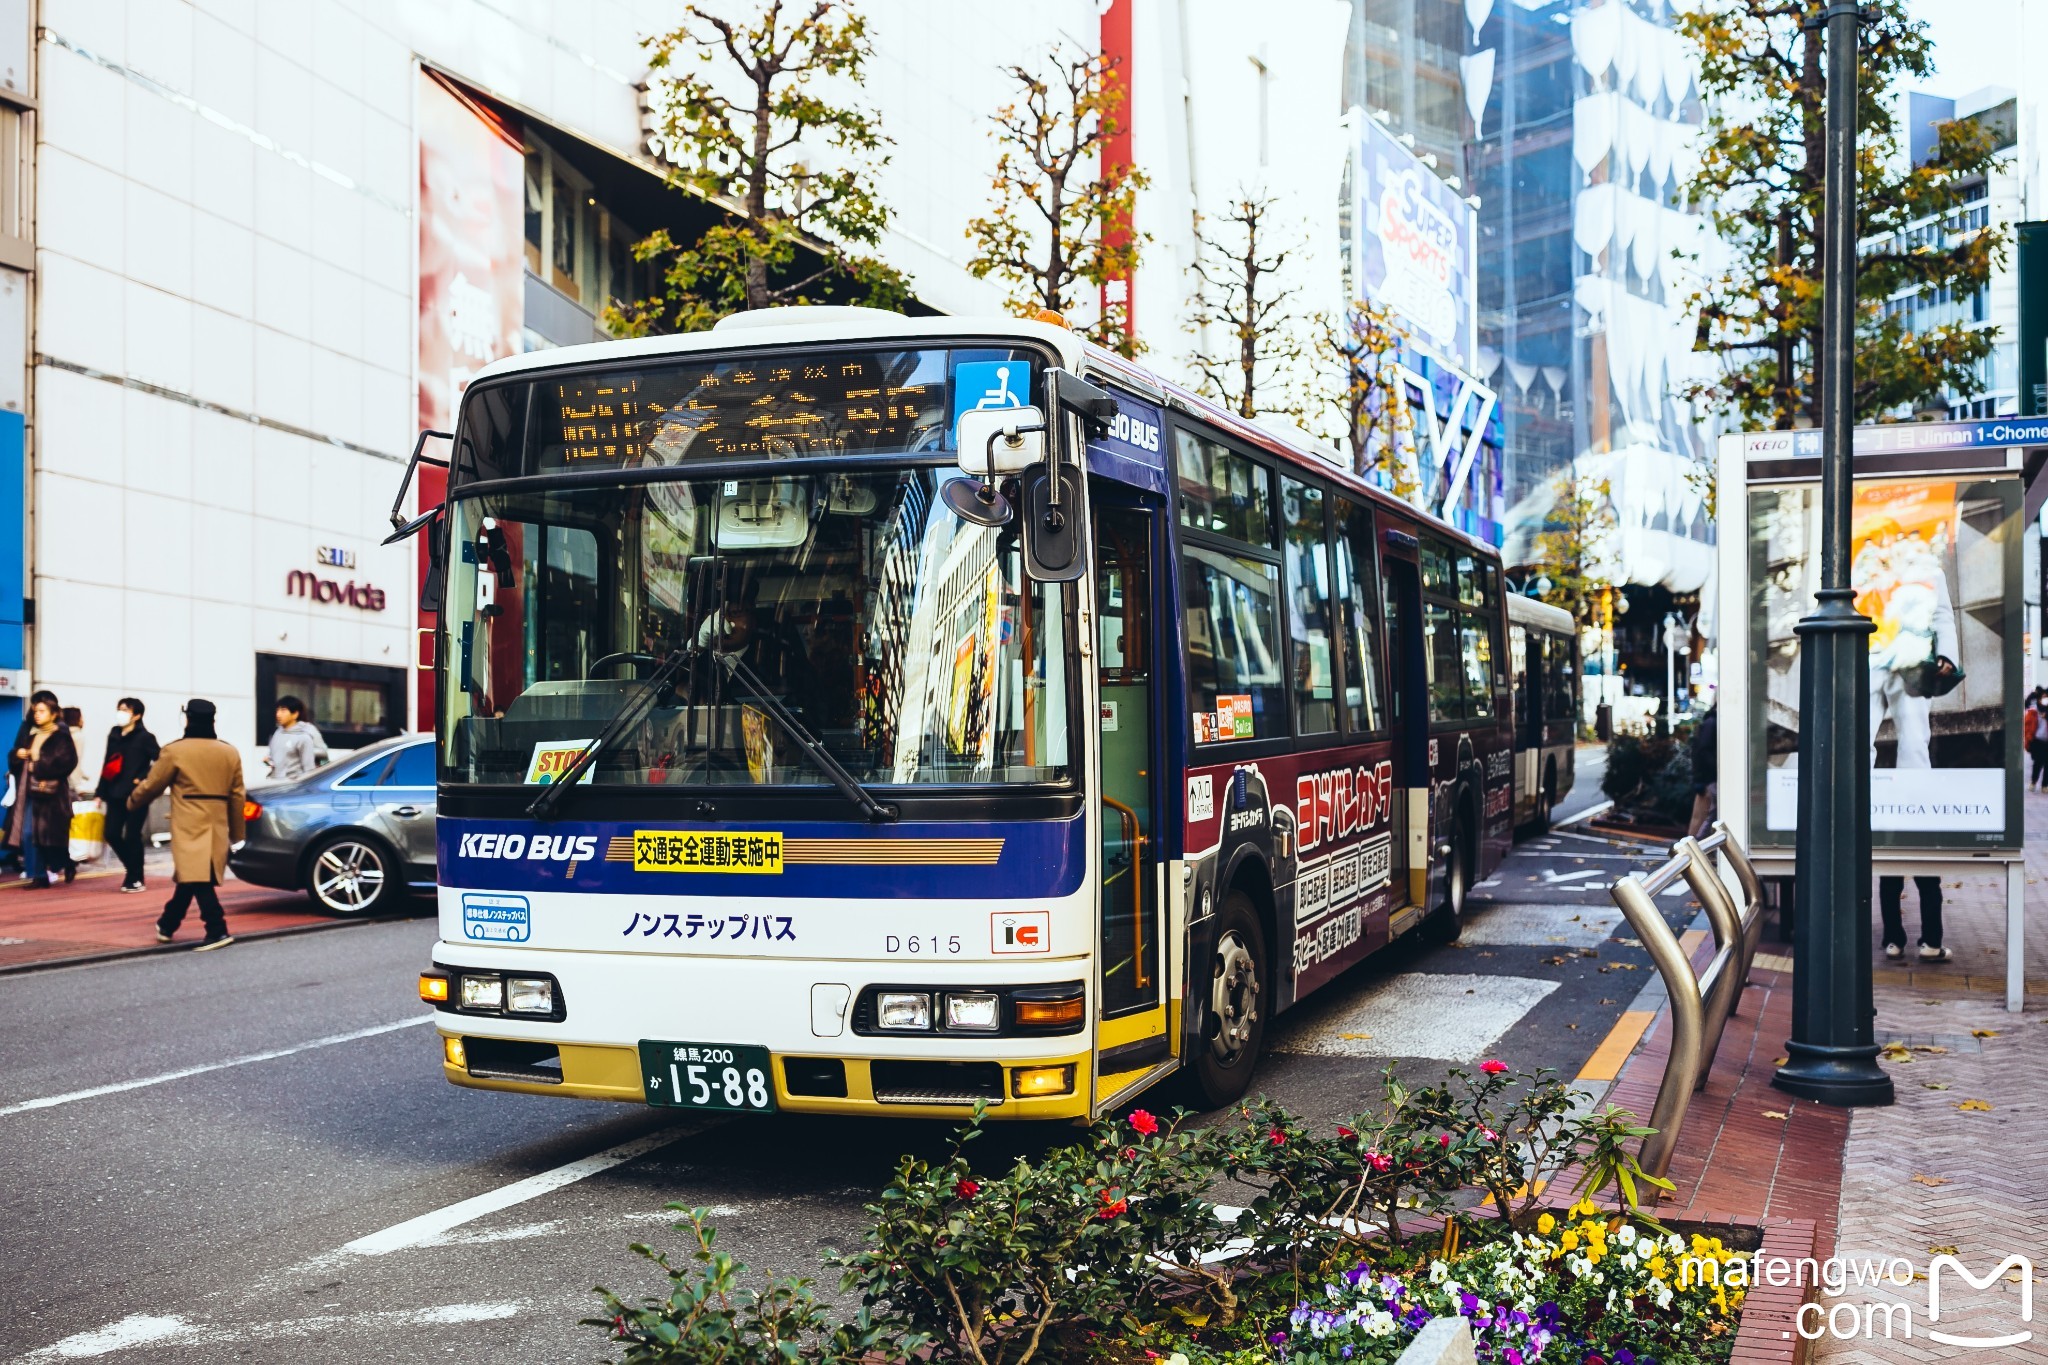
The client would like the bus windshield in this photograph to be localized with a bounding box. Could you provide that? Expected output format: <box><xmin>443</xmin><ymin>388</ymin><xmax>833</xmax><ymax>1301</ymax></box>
<box><xmin>441</xmin><ymin>468</ymin><xmax>1073</xmax><ymax>789</ymax></box>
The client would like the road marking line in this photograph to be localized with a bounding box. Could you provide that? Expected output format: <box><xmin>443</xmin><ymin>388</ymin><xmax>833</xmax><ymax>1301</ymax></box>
<box><xmin>19</xmin><ymin>1303</ymin><xmax>525</xmax><ymax>1361</ymax></box>
<box><xmin>1539</xmin><ymin>868</ymin><xmax>1606</xmax><ymax>885</ymax></box>
<box><xmin>17</xmin><ymin>1314</ymin><xmax>193</xmax><ymax>1360</ymax></box>
<box><xmin>342</xmin><ymin>1122</ymin><xmax>716</xmax><ymax>1256</ymax></box>
<box><xmin>1555</xmin><ymin>799</ymin><xmax>1614</xmax><ymax>828</ymax></box>
<box><xmin>1578</xmin><ymin>1010</ymin><xmax>1657</xmax><ymax>1082</ymax></box>
<box><xmin>0</xmin><ymin>1016</ymin><xmax>434</xmax><ymax>1118</ymax></box>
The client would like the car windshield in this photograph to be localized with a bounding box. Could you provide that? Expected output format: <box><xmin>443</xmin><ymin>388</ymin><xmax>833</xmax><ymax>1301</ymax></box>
<box><xmin>440</xmin><ymin>467</ymin><xmax>1074</xmax><ymax>789</ymax></box>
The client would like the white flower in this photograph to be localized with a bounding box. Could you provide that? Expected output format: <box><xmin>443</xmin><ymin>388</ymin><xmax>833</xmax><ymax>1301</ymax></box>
<box><xmin>1367</xmin><ymin>1311</ymin><xmax>1396</xmax><ymax>1338</ymax></box>
<box><xmin>1615</xmin><ymin>1224</ymin><xmax>1638</xmax><ymax>1248</ymax></box>
<box><xmin>1429</xmin><ymin>1261</ymin><xmax>1449</xmax><ymax>1284</ymax></box>
<box><xmin>1620</xmin><ymin>1251</ymin><xmax>1640</xmax><ymax>1271</ymax></box>
<box><xmin>1658</xmin><ymin>1286</ymin><xmax>1674</xmax><ymax>1309</ymax></box>
<box><xmin>1167</xmin><ymin>1356</ymin><xmax>1191</xmax><ymax>1365</ymax></box>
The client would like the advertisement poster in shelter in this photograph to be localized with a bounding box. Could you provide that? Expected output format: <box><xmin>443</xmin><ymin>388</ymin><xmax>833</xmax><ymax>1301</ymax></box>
<box><xmin>416</xmin><ymin>71</ymin><xmax>525</xmax><ymax>721</ymax></box>
<box><xmin>1747</xmin><ymin>475</ymin><xmax>2020</xmax><ymax>850</ymax></box>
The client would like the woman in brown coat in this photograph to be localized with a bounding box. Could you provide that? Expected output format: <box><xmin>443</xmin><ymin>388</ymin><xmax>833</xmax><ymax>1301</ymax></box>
<box><xmin>9</xmin><ymin>694</ymin><xmax>77</xmax><ymax>887</ymax></box>
<box><xmin>127</xmin><ymin>698</ymin><xmax>246</xmax><ymax>950</ymax></box>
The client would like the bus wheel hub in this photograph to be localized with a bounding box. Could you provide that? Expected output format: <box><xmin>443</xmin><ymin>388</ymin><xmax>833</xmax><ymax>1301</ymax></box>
<box><xmin>1210</xmin><ymin>933</ymin><xmax>1259</xmax><ymax>1061</ymax></box>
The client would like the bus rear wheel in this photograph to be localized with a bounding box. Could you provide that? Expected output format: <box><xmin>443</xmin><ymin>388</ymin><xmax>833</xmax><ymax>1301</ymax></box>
<box><xmin>1424</xmin><ymin>816</ymin><xmax>1470</xmax><ymax>944</ymax></box>
<box><xmin>1533</xmin><ymin>761</ymin><xmax>1556</xmax><ymax>834</ymax></box>
<box><xmin>1186</xmin><ymin>890</ymin><xmax>1267</xmax><ymax>1110</ymax></box>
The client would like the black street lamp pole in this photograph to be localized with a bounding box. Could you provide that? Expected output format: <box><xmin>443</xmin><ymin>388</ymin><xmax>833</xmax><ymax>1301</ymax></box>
<box><xmin>1774</xmin><ymin>1</ymin><xmax>1894</xmax><ymax>1107</ymax></box>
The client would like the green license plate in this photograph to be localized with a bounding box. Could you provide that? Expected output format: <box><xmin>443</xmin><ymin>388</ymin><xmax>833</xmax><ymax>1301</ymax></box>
<box><xmin>638</xmin><ymin>1040</ymin><xmax>777</xmax><ymax>1113</ymax></box>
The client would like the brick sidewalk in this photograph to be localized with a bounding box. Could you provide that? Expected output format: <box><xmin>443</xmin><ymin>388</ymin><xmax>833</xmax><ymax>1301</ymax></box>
<box><xmin>1585</xmin><ymin>789</ymin><xmax>2048</xmax><ymax>1363</ymax></box>
<box><xmin>0</xmin><ymin>847</ymin><xmax>353</xmax><ymax>970</ymax></box>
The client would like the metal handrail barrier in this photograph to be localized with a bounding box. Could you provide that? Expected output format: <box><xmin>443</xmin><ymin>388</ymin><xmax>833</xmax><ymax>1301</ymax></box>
<box><xmin>1604</xmin><ymin>821</ymin><xmax>1766</xmax><ymax>1183</ymax></box>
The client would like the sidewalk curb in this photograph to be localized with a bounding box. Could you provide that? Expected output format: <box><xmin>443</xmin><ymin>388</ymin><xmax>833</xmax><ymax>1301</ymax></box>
<box><xmin>1726</xmin><ymin>1217</ymin><xmax>1820</xmax><ymax>1365</ymax></box>
<box><xmin>0</xmin><ymin>912</ymin><xmax>411</xmax><ymax>977</ymax></box>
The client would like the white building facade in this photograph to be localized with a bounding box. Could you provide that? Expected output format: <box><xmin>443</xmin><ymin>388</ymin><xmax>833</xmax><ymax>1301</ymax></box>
<box><xmin>22</xmin><ymin>0</ymin><xmax>1353</xmax><ymax>773</ymax></box>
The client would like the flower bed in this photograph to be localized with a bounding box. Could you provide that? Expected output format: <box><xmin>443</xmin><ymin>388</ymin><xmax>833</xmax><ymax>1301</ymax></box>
<box><xmin>588</xmin><ymin>1063</ymin><xmax>1755</xmax><ymax>1365</ymax></box>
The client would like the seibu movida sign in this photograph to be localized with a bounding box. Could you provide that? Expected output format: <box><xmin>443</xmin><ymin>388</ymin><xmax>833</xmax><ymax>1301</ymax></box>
<box><xmin>286</xmin><ymin>569</ymin><xmax>388</xmax><ymax>611</ymax></box>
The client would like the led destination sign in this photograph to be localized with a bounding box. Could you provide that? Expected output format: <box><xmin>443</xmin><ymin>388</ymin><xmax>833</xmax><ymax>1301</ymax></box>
<box><xmin>539</xmin><ymin>348</ymin><xmax>1033</xmax><ymax>470</ymax></box>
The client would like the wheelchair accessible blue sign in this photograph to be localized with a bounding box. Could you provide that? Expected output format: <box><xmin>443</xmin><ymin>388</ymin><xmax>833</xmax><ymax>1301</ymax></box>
<box><xmin>951</xmin><ymin>360</ymin><xmax>1033</xmax><ymax>429</ymax></box>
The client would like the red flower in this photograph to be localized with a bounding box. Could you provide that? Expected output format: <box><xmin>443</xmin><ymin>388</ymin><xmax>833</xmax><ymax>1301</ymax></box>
<box><xmin>1269</xmin><ymin>1127</ymin><xmax>1287</xmax><ymax>1147</ymax></box>
<box><xmin>1128</xmin><ymin>1108</ymin><xmax>1160</xmax><ymax>1136</ymax></box>
<box><xmin>1366</xmin><ymin>1150</ymin><xmax>1392</xmax><ymax>1173</ymax></box>
<box><xmin>954</xmin><ymin>1178</ymin><xmax>981</xmax><ymax>1201</ymax></box>
<box><xmin>1482</xmin><ymin>1127</ymin><xmax>1500</xmax><ymax>1143</ymax></box>
<box><xmin>1480</xmin><ymin>1059</ymin><xmax>1509</xmax><ymax>1075</ymax></box>
<box><xmin>1439</xmin><ymin>1132</ymin><xmax>1452</xmax><ymax>1148</ymax></box>
<box><xmin>1337</xmin><ymin>1125</ymin><xmax>1356</xmax><ymax>1139</ymax></box>
<box><xmin>1121</xmin><ymin>1146</ymin><xmax>1137</xmax><ymax>1160</ymax></box>
<box><xmin>1097</xmin><ymin>1188</ymin><xmax>1127</xmax><ymax>1219</ymax></box>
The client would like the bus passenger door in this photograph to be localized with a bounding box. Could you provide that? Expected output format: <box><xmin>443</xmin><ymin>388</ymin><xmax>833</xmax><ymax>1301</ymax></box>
<box><xmin>1381</xmin><ymin>549</ymin><xmax>1431</xmax><ymax>920</ymax></box>
<box><xmin>1089</xmin><ymin>496</ymin><xmax>1172</xmax><ymax>1108</ymax></box>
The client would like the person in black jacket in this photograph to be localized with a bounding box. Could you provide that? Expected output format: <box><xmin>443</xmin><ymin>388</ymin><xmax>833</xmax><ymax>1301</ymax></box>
<box><xmin>1687</xmin><ymin>702</ymin><xmax>1718</xmax><ymax>838</ymax></box>
<box><xmin>3</xmin><ymin>688</ymin><xmax>57</xmax><ymax>880</ymax></box>
<box><xmin>96</xmin><ymin>697</ymin><xmax>161</xmax><ymax>892</ymax></box>
<box><xmin>8</xmin><ymin>694</ymin><xmax>76</xmax><ymax>887</ymax></box>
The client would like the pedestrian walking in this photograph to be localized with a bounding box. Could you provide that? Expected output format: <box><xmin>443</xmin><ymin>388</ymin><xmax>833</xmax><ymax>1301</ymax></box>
<box><xmin>2025</xmin><ymin>687</ymin><xmax>2048</xmax><ymax>793</ymax></box>
<box><xmin>0</xmin><ymin>687</ymin><xmax>53</xmax><ymax>877</ymax></box>
<box><xmin>1687</xmin><ymin>701</ymin><xmax>1718</xmax><ymax>838</ymax></box>
<box><xmin>8</xmin><ymin>694</ymin><xmax>77</xmax><ymax>888</ymax></box>
<box><xmin>96</xmin><ymin>697</ymin><xmax>160</xmax><ymax>892</ymax></box>
<box><xmin>127</xmin><ymin>699</ymin><xmax>246</xmax><ymax>951</ymax></box>
<box><xmin>266</xmin><ymin>695</ymin><xmax>328</xmax><ymax>781</ymax></box>
<box><xmin>1880</xmin><ymin>874</ymin><xmax>1948</xmax><ymax>963</ymax></box>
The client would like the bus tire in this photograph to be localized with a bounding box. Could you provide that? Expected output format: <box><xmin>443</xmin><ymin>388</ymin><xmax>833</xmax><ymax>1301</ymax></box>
<box><xmin>1186</xmin><ymin>890</ymin><xmax>1267</xmax><ymax>1110</ymax></box>
<box><xmin>1424</xmin><ymin>813</ymin><xmax>1470</xmax><ymax>944</ymax></box>
<box><xmin>1533</xmin><ymin>760</ymin><xmax>1556</xmax><ymax>834</ymax></box>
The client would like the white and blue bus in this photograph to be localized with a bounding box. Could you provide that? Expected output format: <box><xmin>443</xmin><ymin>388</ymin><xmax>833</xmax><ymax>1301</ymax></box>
<box><xmin>399</xmin><ymin>308</ymin><xmax>1515</xmax><ymax>1121</ymax></box>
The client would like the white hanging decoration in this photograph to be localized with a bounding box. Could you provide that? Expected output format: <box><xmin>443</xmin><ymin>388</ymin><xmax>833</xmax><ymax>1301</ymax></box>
<box><xmin>1573</xmin><ymin>92</ymin><xmax>1617</xmax><ymax>174</ymax></box>
<box><xmin>1573</xmin><ymin>181</ymin><xmax>1618</xmax><ymax>257</ymax></box>
<box><xmin>1661</xmin><ymin>26</ymin><xmax>1693</xmax><ymax>108</ymax></box>
<box><xmin>1506</xmin><ymin>358</ymin><xmax>1539</xmax><ymax>396</ymax></box>
<box><xmin>1465</xmin><ymin>0</ymin><xmax>1495</xmax><ymax>41</ymax></box>
<box><xmin>1572</xmin><ymin>3</ymin><xmax>1620</xmax><ymax>80</ymax></box>
<box><xmin>1460</xmin><ymin>49</ymin><xmax>1496</xmax><ymax>126</ymax></box>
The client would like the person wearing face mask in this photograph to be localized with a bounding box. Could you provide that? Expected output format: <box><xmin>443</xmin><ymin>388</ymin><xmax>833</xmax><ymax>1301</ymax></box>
<box><xmin>96</xmin><ymin>697</ymin><xmax>160</xmax><ymax>892</ymax></box>
<box><xmin>127</xmin><ymin>699</ymin><xmax>246</xmax><ymax>950</ymax></box>
<box><xmin>8</xmin><ymin>694</ymin><xmax>77</xmax><ymax>887</ymax></box>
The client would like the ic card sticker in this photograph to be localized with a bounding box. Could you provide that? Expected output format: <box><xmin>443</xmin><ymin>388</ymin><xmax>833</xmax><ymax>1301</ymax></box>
<box><xmin>991</xmin><ymin>909</ymin><xmax>1051</xmax><ymax>954</ymax></box>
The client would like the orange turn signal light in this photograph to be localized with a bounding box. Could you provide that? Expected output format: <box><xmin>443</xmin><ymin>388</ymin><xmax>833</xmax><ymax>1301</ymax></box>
<box><xmin>443</xmin><ymin>1036</ymin><xmax>467</xmax><ymax>1067</ymax></box>
<box><xmin>1013</xmin><ymin>995</ymin><xmax>1085</xmax><ymax>1028</ymax></box>
<box><xmin>1010</xmin><ymin>1064</ymin><xmax>1075</xmax><ymax>1098</ymax></box>
<box><xmin>418</xmin><ymin>973</ymin><xmax>450</xmax><ymax>1003</ymax></box>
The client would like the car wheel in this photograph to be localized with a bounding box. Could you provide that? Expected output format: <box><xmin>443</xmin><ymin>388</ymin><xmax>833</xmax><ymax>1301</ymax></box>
<box><xmin>1185</xmin><ymin>890</ymin><xmax>1267</xmax><ymax>1110</ymax></box>
<box><xmin>305</xmin><ymin>833</ymin><xmax>399</xmax><ymax>916</ymax></box>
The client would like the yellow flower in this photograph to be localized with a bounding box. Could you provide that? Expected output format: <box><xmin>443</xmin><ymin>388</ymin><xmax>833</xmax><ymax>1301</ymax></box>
<box><xmin>1537</xmin><ymin>1213</ymin><xmax>1556</xmax><ymax>1235</ymax></box>
<box><xmin>1648</xmin><ymin>1255</ymin><xmax>1668</xmax><ymax>1277</ymax></box>
<box><xmin>1560</xmin><ymin>1231</ymin><xmax>1579</xmax><ymax>1251</ymax></box>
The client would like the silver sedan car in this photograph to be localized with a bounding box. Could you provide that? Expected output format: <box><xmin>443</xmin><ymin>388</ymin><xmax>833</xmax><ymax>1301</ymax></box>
<box><xmin>228</xmin><ymin>733</ymin><xmax>437</xmax><ymax>915</ymax></box>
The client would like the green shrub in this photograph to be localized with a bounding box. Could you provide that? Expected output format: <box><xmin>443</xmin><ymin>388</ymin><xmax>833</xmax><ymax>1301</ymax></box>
<box><xmin>1601</xmin><ymin>729</ymin><xmax>1695</xmax><ymax>826</ymax></box>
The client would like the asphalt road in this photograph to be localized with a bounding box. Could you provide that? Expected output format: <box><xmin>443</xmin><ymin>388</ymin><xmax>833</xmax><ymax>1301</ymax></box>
<box><xmin>1</xmin><ymin>756</ymin><xmax>1695</xmax><ymax>1364</ymax></box>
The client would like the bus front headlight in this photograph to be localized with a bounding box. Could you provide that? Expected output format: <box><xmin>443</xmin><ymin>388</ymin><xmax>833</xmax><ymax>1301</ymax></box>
<box><xmin>875</xmin><ymin>991</ymin><xmax>932</xmax><ymax>1031</ymax></box>
<box><xmin>460</xmin><ymin>974</ymin><xmax>504</xmax><ymax>1011</ymax></box>
<box><xmin>506</xmin><ymin>977</ymin><xmax>555</xmax><ymax>1015</ymax></box>
<box><xmin>943</xmin><ymin>992</ymin><xmax>1001</xmax><ymax>1031</ymax></box>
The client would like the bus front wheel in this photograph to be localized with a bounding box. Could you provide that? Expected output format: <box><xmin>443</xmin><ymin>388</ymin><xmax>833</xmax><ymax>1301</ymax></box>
<box><xmin>1186</xmin><ymin>891</ymin><xmax>1267</xmax><ymax>1110</ymax></box>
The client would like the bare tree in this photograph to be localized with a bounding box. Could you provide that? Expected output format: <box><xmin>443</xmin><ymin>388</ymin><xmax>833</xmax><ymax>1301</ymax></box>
<box><xmin>1186</xmin><ymin>191</ymin><xmax>1314</xmax><ymax>422</ymax></box>
<box><xmin>610</xmin><ymin>0</ymin><xmax>906</xmax><ymax>335</ymax></box>
<box><xmin>966</xmin><ymin>45</ymin><xmax>1149</xmax><ymax>356</ymax></box>
<box><xmin>1320</xmin><ymin>300</ymin><xmax>1420</xmax><ymax>502</ymax></box>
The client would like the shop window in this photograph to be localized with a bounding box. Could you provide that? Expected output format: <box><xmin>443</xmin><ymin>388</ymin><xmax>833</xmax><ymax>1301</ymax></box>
<box><xmin>256</xmin><ymin>654</ymin><xmax>408</xmax><ymax>750</ymax></box>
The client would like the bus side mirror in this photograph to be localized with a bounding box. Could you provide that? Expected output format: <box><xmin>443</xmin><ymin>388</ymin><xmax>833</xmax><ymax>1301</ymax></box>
<box><xmin>418</xmin><ymin>512</ymin><xmax>447</xmax><ymax>613</ymax></box>
<box><xmin>1022</xmin><ymin>462</ymin><xmax>1087</xmax><ymax>582</ymax></box>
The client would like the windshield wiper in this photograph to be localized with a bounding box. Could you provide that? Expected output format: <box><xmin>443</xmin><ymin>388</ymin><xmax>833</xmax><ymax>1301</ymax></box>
<box><xmin>527</xmin><ymin>649</ymin><xmax>695</xmax><ymax>819</ymax></box>
<box><xmin>709</xmin><ymin>650</ymin><xmax>898</xmax><ymax>824</ymax></box>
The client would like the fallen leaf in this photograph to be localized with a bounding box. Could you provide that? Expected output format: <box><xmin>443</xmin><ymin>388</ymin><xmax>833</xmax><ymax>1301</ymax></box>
<box><xmin>1930</xmin><ymin>1245</ymin><xmax>1959</xmax><ymax>1257</ymax></box>
<box><xmin>1579</xmin><ymin>948</ymin><xmax>1600</xmax><ymax>958</ymax></box>
<box><xmin>1922</xmin><ymin>999</ymin><xmax>1943</xmax><ymax>1006</ymax></box>
<box><xmin>1612</xmin><ymin>962</ymin><xmax>1639</xmax><ymax>971</ymax></box>
<box><xmin>1955</xmin><ymin>1099</ymin><xmax>1993</xmax><ymax>1111</ymax></box>
<box><xmin>1338</xmin><ymin>1032</ymin><xmax>1374</xmax><ymax>1041</ymax></box>
<box><xmin>1912</xmin><ymin>1045</ymin><xmax>1948</xmax><ymax>1054</ymax></box>
<box><xmin>1910</xmin><ymin>1174</ymin><xmax>1950</xmax><ymax>1187</ymax></box>
<box><xmin>1475</xmin><ymin>951</ymin><xmax>1495</xmax><ymax>958</ymax></box>
<box><xmin>1971</xmin><ymin>1029</ymin><xmax>1999</xmax><ymax>1039</ymax></box>
<box><xmin>1774</xmin><ymin>1057</ymin><xmax>1790</xmax><ymax>1067</ymax></box>
<box><xmin>1761</xmin><ymin>1109</ymin><xmax>1789</xmax><ymax>1120</ymax></box>
<box><xmin>1618</xmin><ymin>937</ymin><xmax>1643</xmax><ymax>948</ymax></box>
<box><xmin>1922</xmin><ymin>1082</ymin><xmax>1951</xmax><ymax>1091</ymax></box>
<box><xmin>1878</xmin><ymin>1042</ymin><xmax>1913</xmax><ymax>1062</ymax></box>
<box><xmin>1544</xmin><ymin>955</ymin><xmax>1568</xmax><ymax>966</ymax></box>
<box><xmin>1599</xmin><ymin>999</ymin><xmax>1618</xmax><ymax>1006</ymax></box>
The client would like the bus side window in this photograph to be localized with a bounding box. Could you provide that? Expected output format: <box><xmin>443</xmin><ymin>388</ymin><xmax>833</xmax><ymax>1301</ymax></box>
<box><xmin>1281</xmin><ymin>478</ymin><xmax>1335</xmax><ymax>735</ymax></box>
<box><xmin>1334</xmin><ymin>498</ymin><xmax>1385</xmax><ymax>733</ymax></box>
